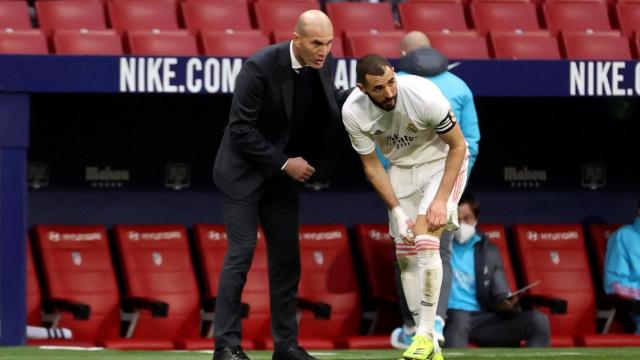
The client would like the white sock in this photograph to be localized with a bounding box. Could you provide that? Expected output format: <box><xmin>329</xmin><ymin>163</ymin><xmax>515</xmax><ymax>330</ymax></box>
<box><xmin>397</xmin><ymin>254</ymin><xmax>421</xmax><ymax>327</ymax></box>
<box><xmin>26</xmin><ymin>325</ymin><xmax>72</xmax><ymax>339</ymax></box>
<box><xmin>414</xmin><ymin>234</ymin><xmax>442</xmax><ymax>342</ymax></box>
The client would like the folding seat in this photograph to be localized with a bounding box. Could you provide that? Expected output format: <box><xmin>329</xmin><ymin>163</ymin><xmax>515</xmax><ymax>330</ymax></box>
<box><xmin>201</xmin><ymin>30</ymin><xmax>269</xmax><ymax>57</ymax></box>
<box><xmin>31</xmin><ymin>225</ymin><xmax>144</xmax><ymax>347</ymax></box>
<box><xmin>128</xmin><ymin>30</ymin><xmax>199</xmax><ymax>56</ymax></box>
<box><xmin>513</xmin><ymin>224</ymin><xmax>640</xmax><ymax>347</ymax></box>
<box><xmin>347</xmin><ymin>32</ymin><xmax>405</xmax><ymax>58</ymax></box>
<box><xmin>254</xmin><ymin>1</ymin><xmax>320</xmax><ymax>37</ymax></box>
<box><xmin>587</xmin><ymin>224</ymin><xmax>622</xmax><ymax>280</ymax></box>
<box><xmin>297</xmin><ymin>225</ymin><xmax>390</xmax><ymax>349</ymax></box>
<box><xmin>562</xmin><ymin>32</ymin><xmax>632</xmax><ymax>60</ymax></box>
<box><xmin>353</xmin><ymin>224</ymin><xmax>401</xmax><ymax>335</ymax></box>
<box><xmin>616</xmin><ymin>3</ymin><xmax>640</xmax><ymax>38</ymax></box>
<box><xmin>398</xmin><ymin>2</ymin><xmax>468</xmax><ymax>33</ymax></box>
<box><xmin>112</xmin><ymin>225</ymin><xmax>208</xmax><ymax>349</ymax></box>
<box><xmin>426</xmin><ymin>32</ymin><xmax>490</xmax><ymax>59</ymax></box>
<box><xmin>543</xmin><ymin>3</ymin><xmax>612</xmax><ymax>36</ymax></box>
<box><xmin>325</xmin><ymin>3</ymin><xmax>396</xmax><ymax>38</ymax></box>
<box><xmin>182</xmin><ymin>1</ymin><xmax>252</xmax><ymax>34</ymax></box>
<box><xmin>54</xmin><ymin>30</ymin><xmax>123</xmax><ymax>55</ymax></box>
<box><xmin>477</xmin><ymin>224</ymin><xmax>518</xmax><ymax>291</ymax></box>
<box><xmin>193</xmin><ymin>224</ymin><xmax>265</xmax><ymax>349</ymax></box>
<box><xmin>273</xmin><ymin>30</ymin><xmax>345</xmax><ymax>58</ymax></box>
<box><xmin>36</xmin><ymin>0</ymin><xmax>106</xmax><ymax>35</ymax></box>
<box><xmin>108</xmin><ymin>0</ymin><xmax>179</xmax><ymax>34</ymax></box>
<box><xmin>491</xmin><ymin>31</ymin><xmax>561</xmax><ymax>59</ymax></box>
<box><xmin>0</xmin><ymin>0</ymin><xmax>31</xmax><ymax>31</ymax></box>
<box><xmin>0</xmin><ymin>29</ymin><xmax>48</xmax><ymax>54</ymax></box>
<box><xmin>471</xmin><ymin>2</ymin><xmax>541</xmax><ymax>36</ymax></box>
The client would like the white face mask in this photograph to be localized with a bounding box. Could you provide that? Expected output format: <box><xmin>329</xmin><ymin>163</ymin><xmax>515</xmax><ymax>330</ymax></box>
<box><xmin>453</xmin><ymin>222</ymin><xmax>476</xmax><ymax>244</ymax></box>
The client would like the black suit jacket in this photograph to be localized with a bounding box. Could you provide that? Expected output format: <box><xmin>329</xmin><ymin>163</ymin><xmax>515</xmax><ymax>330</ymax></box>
<box><xmin>214</xmin><ymin>41</ymin><xmax>349</xmax><ymax>199</ymax></box>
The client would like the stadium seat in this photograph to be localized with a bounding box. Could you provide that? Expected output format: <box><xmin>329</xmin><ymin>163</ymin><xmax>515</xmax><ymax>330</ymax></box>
<box><xmin>426</xmin><ymin>32</ymin><xmax>490</xmax><ymax>59</ymax></box>
<box><xmin>398</xmin><ymin>2</ymin><xmax>468</xmax><ymax>33</ymax></box>
<box><xmin>471</xmin><ymin>2</ymin><xmax>541</xmax><ymax>36</ymax></box>
<box><xmin>297</xmin><ymin>225</ymin><xmax>390</xmax><ymax>349</ymax></box>
<box><xmin>201</xmin><ymin>30</ymin><xmax>269</xmax><ymax>57</ymax></box>
<box><xmin>543</xmin><ymin>3</ymin><xmax>613</xmax><ymax>35</ymax></box>
<box><xmin>192</xmin><ymin>224</ymin><xmax>263</xmax><ymax>349</ymax></box>
<box><xmin>616</xmin><ymin>3</ymin><xmax>640</xmax><ymax>38</ymax></box>
<box><xmin>128</xmin><ymin>30</ymin><xmax>199</xmax><ymax>56</ymax></box>
<box><xmin>0</xmin><ymin>0</ymin><xmax>31</xmax><ymax>31</ymax></box>
<box><xmin>36</xmin><ymin>0</ymin><xmax>107</xmax><ymax>35</ymax></box>
<box><xmin>562</xmin><ymin>32</ymin><xmax>632</xmax><ymax>60</ymax></box>
<box><xmin>112</xmin><ymin>225</ymin><xmax>207</xmax><ymax>349</ymax></box>
<box><xmin>491</xmin><ymin>31</ymin><xmax>562</xmax><ymax>59</ymax></box>
<box><xmin>0</xmin><ymin>30</ymin><xmax>48</xmax><ymax>54</ymax></box>
<box><xmin>272</xmin><ymin>30</ymin><xmax>345</xmax><ymax>58</ymax></box>
<box><xmin>587</xmin><ymin>224</ymin><xmax>622</xmax><ymax>280</ymax></box>
<box><xmin>108</xmin><ymin>0</ymin><xmax>179</xmax><ymax>34</ymax></box>
<box><xmin>254</xmin><ymin>1</ymin><xmax>320</xmax><ymax>37</ymax></box>
<box><xmin>477</xmin><ymin>224</ymin><xmax>519</xmax><ymax>291</ymax></box>
<box><xmin>326</xmin><ymin>3</ymin><xmax>396</xmax><ymax>38</ymax></box>
<box><xmin>31</xmin><ymin>225</ymin><xmax>132</xmax><ymax>347</ymax></box>
<box><xmin>353</xmin><ymin>224</ymin><xmax>401</xmax><ymax>334</ymax></box>
<box><xmin>347</xmin><ymin>32</ymin><xmax>405</xmax><ymax>58</ymax></box>
<box><xmin>54</xmin><ymin>30</ymin><xmax>123</xmax><ymax>55</ymax></box>
<box><xmin>182</xmin><ymin>1</ymin><xmax>253</xmax><ymax>34</ymax></box>
<box><xmin>512</xmin><ymin>224</ymin><xmax>640</xmax><ymax>347</ymax></box>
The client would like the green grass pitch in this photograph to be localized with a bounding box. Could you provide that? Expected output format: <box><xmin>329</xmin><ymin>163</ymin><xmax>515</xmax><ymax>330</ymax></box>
<box><xmin>2</xmin><ymin>347</ymin><xmax>640</xmax><ymax>360</ymax></box>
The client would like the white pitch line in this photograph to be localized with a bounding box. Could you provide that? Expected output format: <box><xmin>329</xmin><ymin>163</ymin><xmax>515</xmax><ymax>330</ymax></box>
<box><xmin>444</xmin><ymin>352</ymin><xmax>584</xmax><ymax>357</ymax></box>
<box><xmin>38</xmin><ymin>346</ymin><xmax>104</xmax><ymax>351</ymax></box>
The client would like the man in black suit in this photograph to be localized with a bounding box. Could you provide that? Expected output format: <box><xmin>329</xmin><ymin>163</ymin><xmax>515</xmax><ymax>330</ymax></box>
<box><xmin>212</xmin><ymin>10</ymin><xmax>348</xmax><ymax>360</ymax></box>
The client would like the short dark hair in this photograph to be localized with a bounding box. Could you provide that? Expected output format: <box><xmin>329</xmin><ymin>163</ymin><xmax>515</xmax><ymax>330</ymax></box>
<box><xmin>459</xmin><ymin>192</ymin><xmax>480</xmax><ymax>218</ymax></box>
<box><xmin>356</xmin><ymin>54</ymin><xmax>392</xmax><ymax>85</ymax></box>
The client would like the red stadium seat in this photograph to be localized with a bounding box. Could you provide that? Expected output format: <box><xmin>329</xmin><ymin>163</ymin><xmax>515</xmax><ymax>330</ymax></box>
<box><xmin>427</xmin><ymin>32</ymin><xmax>490</xmax><ymax>59</ymax></box>
<box><xmin>471</xmin><ymin>2</ymin><xmax>541</xmax><ymax>36</ymax></box>
<box><xmin>108</xmin><ymin>0</ymin><xmax>179</xmax><ymax>34</ymax></box>
<box><xmin>297</xmin><ymin>225</ymin><xmax>390</xmax><ymax>349</ymax></box>
<box><xmin>0</xmin><ymin>0</ymin><xmax>31</xmax><ymax>30</ymax></box>
<box><xmin>182</xmin><ymin>1</ymin><xmax>252</xmax><ymax>34</ymax></box>
<box><xmin>616</xmin><ymin>3</ymin><xmax>640</xmax><ymax>38</ymax></box>
<box><xmin>36</xmin><ymin>0</ymin><xmax>106</xmax><ymax>35</ymax></box>
<box><xmin>543</xmin><ymin>3</ymin><xmax>612</xmax><ymax>36</ymax></box>
<box><xmin>254</xmin><ymin>2</ymin><xmax>320</xmax><ymax>36</ymax></box>
<box><xmin>586</xmin><ymin>224</ymin><xmax>622</xmax><ymax>282</ymax></box>
<box><xmin>0</xmin><ymin>30</ymin><xmax>48</xmax><ymax>54</ymax></box>
<box><xmin>128</xmin><ymin>30</ymin><xmax>198</xmax><ymax>56</ymax></box>
<box><xmin>491</xmin><ymin>31</ymin><xmax>561</xmax><ymax>59</ymax></box>
<box><xmin>192</xmin><ymin>224</ymin><xmax>263</xmax><ymax>349</ymax></box>
<box><xmin>562</xmin><ymin>32</ymin><xmax>632</xmax><ymax>60</ymax></box>
<box><xmin>398</xmin><ymin>2</ymin><xmax>468</xmax><ymax>33</ymax></box>
<box><xmin>54</xmin><ymin>30</ymin><xmax>123</xmax><ymax>55</ymax></box>
<box><xmin>201</xmin><ymin>30</ymin><xmax>269</xmax><ymax>57</ymax></box>
<box><xmin>112</xmin><ymin>225</ymin><xmax>206</xmax><ymax>349</ymax></box>
<box><xmin>347</xmin><ymin>31</ymin><xmax>405</xmax><ymax>58</ymax></box>
<box><xmin>353</xmin><ymin>224</ymin><xmax>401</xmax><ymax>335</ymax></box>
<box><xmin>272</xmin><ymin>31</ymin><xmax>345</xmax><ymax>58</ymax></box>
<box><xmin>326</xmin><ymin>3</ymin><xmax>396</xmax><ymax>38</ymax></box>
<box><xmin>31</xmin><ymin>225</ymin><xmax>134</xmax><ymax>347</ymax></box>
<box><xmin>513</xmin><ymin>224</ymin><xmax>640</xmax><ymax>347</ymax></box>
<box><xmin>26</xmin><ymin>241</ymin><xmax>42</xmax><ymax>328</ymax></box>
<box><xmin>477</xmin><ymin>224</ymin><xmax>518</xmax><ymax>291</ymax></box>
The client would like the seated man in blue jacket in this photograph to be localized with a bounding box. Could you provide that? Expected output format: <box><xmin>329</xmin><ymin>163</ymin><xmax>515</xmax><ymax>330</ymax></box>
<box><xmin>603</xmin><ymin>200</ymin><xmax>640</xmax><ymax>334</ymax></box>
<box><xmin>445</xmin><ymin>192</ymin><xmax>550</xmax><ymax>348</ymax></box>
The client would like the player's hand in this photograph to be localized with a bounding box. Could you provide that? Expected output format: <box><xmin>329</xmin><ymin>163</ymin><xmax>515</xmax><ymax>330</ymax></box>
<box><xmin>426</xmin><ymin>199</ymin><xmax>447</xmax><ymax>232</ymax></box>
<box><xmin>283</xmin><ymin>157</ymin><xmax>315</xmax><ymax>182</ymax></box>
<box><xmin>392</xmin><ymin>206</ymin><xmax>416</xmax><ymax>244</ymax></box>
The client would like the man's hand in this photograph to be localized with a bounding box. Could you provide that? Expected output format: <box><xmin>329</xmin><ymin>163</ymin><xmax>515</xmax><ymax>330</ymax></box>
<box><xmin>392</xmin><ymin>206</ymin><xmax>416</xmax><ymax>244</ymax></box>
<box><xmin>495</xmin><ymin>294</ymin><xmax>521</xmax><ymax>312</ymax></box>
<box><xmin>426</xmin><ymin>198</ymin><xmax>448</xmax><ymax>232</ymax></box>
<box><xmin>283</xmin><ymin>157</ymin><xmax>315</xmax><ymax>182</ymax></box>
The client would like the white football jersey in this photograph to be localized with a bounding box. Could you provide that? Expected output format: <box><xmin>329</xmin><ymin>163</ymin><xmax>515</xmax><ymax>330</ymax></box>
<box><xmin>342</xmin><ymin>74</ymin><xmax>453</xmax><ymax>167</ymax></box>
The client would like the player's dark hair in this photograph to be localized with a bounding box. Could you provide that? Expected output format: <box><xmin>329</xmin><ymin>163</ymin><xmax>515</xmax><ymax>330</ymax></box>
<box><xmin>356</xmin><ymin>54</ymin><xmax>392</xmax><ymax>85</ymax></box>
<box><xmin>459</xmin><ymin>192</ymin><xmax>480</xmax><ymax>218</ymax></box>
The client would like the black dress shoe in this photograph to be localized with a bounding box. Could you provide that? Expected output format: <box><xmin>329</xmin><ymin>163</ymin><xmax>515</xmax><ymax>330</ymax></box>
<box><xmin>213</xmin><ymin>346</ymin><xmax>251</xmax><ymax>360</ymax></box>
<box><xmin>272</xmin><ymin>346</ymin><xmax>318</xmax><ymax>360</ymax></box>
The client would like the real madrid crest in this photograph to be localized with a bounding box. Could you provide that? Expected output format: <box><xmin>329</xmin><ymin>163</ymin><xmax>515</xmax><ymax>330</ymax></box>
<box><xmin>406</xmin><ymin>123</ymin><xmax>418</xmax><ymax>133</ymax></box>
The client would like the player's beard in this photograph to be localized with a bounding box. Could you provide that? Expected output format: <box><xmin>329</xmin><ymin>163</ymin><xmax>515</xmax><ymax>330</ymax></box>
<box><xmin>367</xmin><ymin>93</ymin><xmax>397</xmax><ymax>111</ymax></box>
